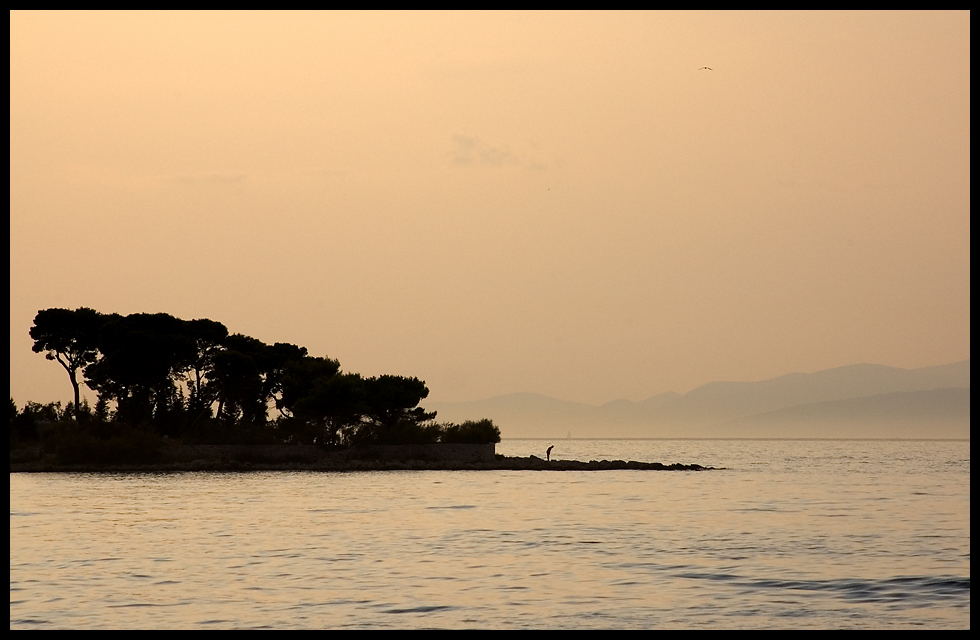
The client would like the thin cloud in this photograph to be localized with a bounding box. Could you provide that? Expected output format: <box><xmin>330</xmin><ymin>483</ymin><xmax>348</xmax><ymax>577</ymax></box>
<box><xmin>450</xmin><ymin>135</ymin><xmax>560</xmax><ymax>171</ymax></box>
<box><xmin>450</xmin><ymin>135</ymin><xmax>521</xmax><ymax>167</ymax></box>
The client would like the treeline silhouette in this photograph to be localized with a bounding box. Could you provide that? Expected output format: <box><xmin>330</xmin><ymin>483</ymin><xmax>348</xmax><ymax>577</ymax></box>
<box><xmin>12</xmin><ymin>307</ymin><xmax>499</xmax><ymax>462</ymax></box>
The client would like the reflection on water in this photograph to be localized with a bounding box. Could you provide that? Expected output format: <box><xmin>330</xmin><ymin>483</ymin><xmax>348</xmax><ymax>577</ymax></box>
<box><xmin>10</xmin><ymin>439</ymin><xmax>970</xmax><ymax>629</ymax></box>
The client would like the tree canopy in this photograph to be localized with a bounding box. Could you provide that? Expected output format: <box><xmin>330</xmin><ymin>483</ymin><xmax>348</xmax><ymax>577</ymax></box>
<box><xmin>29</xmin><ymin>307</ymin><xmax>110</xmax><ymax>420</ymax></box>
<box><xmin>23</xmin><ymin>307</ymin><xmax>500</xmax><ymax>448</ymax></box>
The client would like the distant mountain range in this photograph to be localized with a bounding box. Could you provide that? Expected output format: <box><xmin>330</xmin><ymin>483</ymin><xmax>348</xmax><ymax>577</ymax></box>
<box><xmin>425</xmin><ymin>360</ymin><xmax>970</xmax><ymax>439</ymax></box>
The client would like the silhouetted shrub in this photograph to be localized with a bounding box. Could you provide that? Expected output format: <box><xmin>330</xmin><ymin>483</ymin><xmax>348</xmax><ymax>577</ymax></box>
<box><xmin>180</xmin><ymin>417</ymin><xmax>278</xmax><ymax>445</ymax></box>
<box><xmin>440</xmin><ymin>419</ymin><xmax>501</xmax><ymax>444</ymax></box>
<box><xmin>53</xmin><ymin>423</ymin><xmax>162</xmax><ymax>465</ymax></box>
<box><xmin>349</xmin><ymin>419</ymin><xmax>443</xmax><ymax>446</ymax></box>
<box><xmin>10</xmin><ymin>399</ymin><xmax>39</xmax><ymax>446</ymax></box>
<box><xmin>10</xmin><ymin>399</ymin><xmax>80</xmax><ymax>448</ymax></box>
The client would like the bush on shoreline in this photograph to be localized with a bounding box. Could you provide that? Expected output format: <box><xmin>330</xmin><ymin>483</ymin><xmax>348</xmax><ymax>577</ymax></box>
<box><xmin>11</xmin><ymin>396</ymin><xmax>501</xmax><ymax>464</ymax></box>
<box><xmin>440</xmin><ymin>419</ymin><xmax>502</xmax><ymax>444</ymax></box>
<box><xmin>52</xmin><ymin>422</ymin><xmax>163</xmax><ymax>465</ymax></box>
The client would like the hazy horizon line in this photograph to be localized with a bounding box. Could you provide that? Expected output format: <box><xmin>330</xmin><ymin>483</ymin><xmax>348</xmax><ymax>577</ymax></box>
<box><xmin>502</xmin><ymin>437</ymin><xmax>970</xmax><ymax>442</ymax></box>
<box><xmin>428</xmin><ymin>357</ymin><xmax>971</xmax><ymax>405</ymax></box>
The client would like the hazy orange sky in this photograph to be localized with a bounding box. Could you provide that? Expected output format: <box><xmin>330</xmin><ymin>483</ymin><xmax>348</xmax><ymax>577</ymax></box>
<box><xmin>10</xmin><ymin>11</ymin><xmax>970</xmax><ymax>407</ymax></box>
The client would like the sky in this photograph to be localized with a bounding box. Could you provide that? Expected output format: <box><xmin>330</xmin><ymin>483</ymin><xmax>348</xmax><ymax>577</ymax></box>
<box><xmin>10</xmin><ymin>10</ymin><xmax>970</xmax><ymax>408</ymax></box>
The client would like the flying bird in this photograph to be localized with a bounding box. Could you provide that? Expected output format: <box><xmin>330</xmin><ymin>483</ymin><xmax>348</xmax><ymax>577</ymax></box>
<box><xmin>699</xmin><ymin>67</ymin><xmax>713</xmax><ymax>70</ymax></box>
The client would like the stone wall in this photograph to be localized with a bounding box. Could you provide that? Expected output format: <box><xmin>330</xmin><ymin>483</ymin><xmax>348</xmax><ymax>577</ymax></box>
<box><xmin>163</xmin><ymin>443</ymin><xmax>495</xmax><ymax>464</ymax></box>
<box><xmin>342</xmin><ymin>443</ymin><xmax>495</xmax><ymax>463</ymax></box>
<box><xmin>9</xmin><ymin>447</ymin><xmax>41</xmax><ymax>463</ymax></box>
<box><xmin>165</xmin><ymin>444</ymin><xmax>321</xmax><ymax>463</ymax></box>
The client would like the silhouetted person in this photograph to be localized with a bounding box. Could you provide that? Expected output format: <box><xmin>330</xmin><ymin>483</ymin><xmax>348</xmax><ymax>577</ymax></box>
<box><xmin>546</xmin><ymin>445</ymin><xmax>554</xmax><ymax>461</ymax></box>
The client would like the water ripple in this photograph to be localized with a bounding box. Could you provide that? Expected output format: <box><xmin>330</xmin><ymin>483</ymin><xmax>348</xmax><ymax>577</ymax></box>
<box><xmin>10</xmin><ymin>439</ymin><xmax>970</xmax><ymax>629</ymax></box>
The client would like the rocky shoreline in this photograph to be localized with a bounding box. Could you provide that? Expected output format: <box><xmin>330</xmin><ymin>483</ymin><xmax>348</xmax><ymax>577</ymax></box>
<box><xmin>9</xmin><ymin>454</ymin><xmax>716</xmax><ymax>473</ymax></box>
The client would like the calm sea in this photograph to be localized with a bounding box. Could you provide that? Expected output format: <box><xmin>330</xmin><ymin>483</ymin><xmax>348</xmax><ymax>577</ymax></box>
<box><xmin>10</xmin><ymin>439</ymin><xmax>970</xmax><ymax>629</ymax></box>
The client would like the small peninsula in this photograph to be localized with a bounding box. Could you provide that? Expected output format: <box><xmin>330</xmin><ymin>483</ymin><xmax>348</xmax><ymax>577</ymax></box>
<box><xmin>13</xmin><ymin>308</ymin><xmax>716</xmax><ymax>473</ymax></box>
<box><xmin>9</xmin><ymin>448</ymin><xmax>716</xmax><ymax>473</ymax></box>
